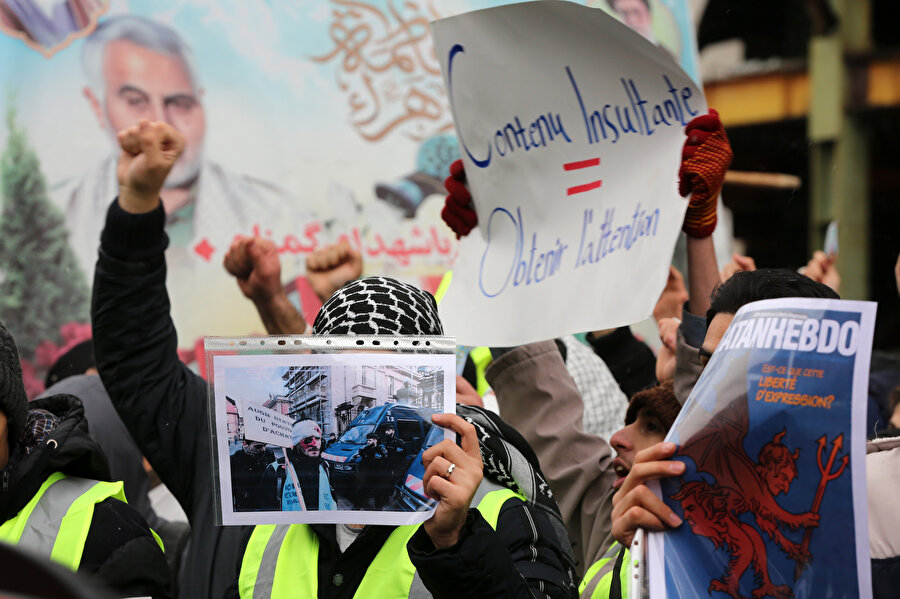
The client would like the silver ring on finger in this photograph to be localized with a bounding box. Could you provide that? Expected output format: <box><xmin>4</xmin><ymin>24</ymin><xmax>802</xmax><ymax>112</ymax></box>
<box><xmin>446</xmin><ymin>462</ymin><xmax>456</xmax><ymax>478</ymax></box>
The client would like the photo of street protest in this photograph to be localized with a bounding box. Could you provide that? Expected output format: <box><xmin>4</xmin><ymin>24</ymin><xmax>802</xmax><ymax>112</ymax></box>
<box><xmin>212</xmin><ymin>352</ymin><xmax>454</xmax><ymax>525</ymax></box>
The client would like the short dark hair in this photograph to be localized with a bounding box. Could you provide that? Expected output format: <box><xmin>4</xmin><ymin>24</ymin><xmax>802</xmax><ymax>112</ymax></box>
<box><xmin>625</xmin><ymin>381</ymin><xmax>680</xmax><ymax>432</ymax></box>
<box><xmin>707</xmin><ymin>269</ymin><xmax>840</xmax><ymax>328</ymax></box>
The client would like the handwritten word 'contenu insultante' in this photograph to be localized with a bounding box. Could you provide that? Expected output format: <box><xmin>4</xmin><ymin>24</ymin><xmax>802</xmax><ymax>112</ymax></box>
<box><xmin>447</xmin><ymin>44</ymin><xmax>699</xmax><ymax>169</ymax></box>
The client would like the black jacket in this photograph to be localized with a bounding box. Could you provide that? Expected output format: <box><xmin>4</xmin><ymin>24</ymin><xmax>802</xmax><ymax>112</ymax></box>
<box><xmin>231</xmin><ymin>448</ymin><xmax>277</xmax><ymax>511</ymax></box>
<box><xmin>0</xmin><ymin>394</ymin><xmax>170</xmax><ymax>597</ymax></box>
<box><xmin>92</xmin><ymin>199</ymin><xmax>576</xmax><ymax>598</ymax></box>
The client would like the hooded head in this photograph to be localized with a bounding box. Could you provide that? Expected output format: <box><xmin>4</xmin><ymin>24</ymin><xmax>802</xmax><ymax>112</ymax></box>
<box><xmin>311</xmin><ymin>277</ymin><xmax>443</xmax><ymax>336</ymax></box>
<box><xmin>0</xmin><ymin>321</ymin><xmax>28</xmax><ymax>447</ymax></box>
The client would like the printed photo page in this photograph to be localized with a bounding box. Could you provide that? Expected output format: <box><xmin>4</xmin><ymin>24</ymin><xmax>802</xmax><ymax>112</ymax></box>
<box><xmin>205</xmin><ymin>335</ymin><xmax>456</xmax><ymax>526</ymax></box>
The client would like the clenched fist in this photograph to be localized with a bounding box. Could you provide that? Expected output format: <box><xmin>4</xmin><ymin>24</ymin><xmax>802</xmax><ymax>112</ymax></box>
<box><xmin>116</xmin><ymin>120</ymin><xmax>185</xmax><ymax>214</ymax></box>
<box><xmin>305</xmin><ymin>240</ymin><xmax>363</xmax><ymax>303</ymax></box>
<box><xmin>224</xmin><ymin>236</ymin><xmax>283</xmax><ymax>303</ymax></box>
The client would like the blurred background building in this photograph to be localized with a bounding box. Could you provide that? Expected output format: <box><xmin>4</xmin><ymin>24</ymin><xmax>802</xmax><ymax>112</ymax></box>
<box><xmin>692</xmin><ymin>0</ymin><xmax>900</xmax><ymax>351</ymax></box>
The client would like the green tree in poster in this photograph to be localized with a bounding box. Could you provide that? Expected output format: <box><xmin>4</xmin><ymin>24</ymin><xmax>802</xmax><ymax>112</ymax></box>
<box><xmin>0</xmin><ymin>105</ymin><xmax>89</xmax><ymax>359</ymax></box>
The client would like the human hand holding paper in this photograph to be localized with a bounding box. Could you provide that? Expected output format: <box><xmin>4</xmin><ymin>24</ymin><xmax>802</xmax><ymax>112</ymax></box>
<box><xmin>679</xmin><ymin>109</ymin><xmax>732</xmax><ymax>238</ymax></box>
<box><xmin>441</xmin><ymin>159</ymin><xmax>477</xmax><ymax>239</ymax></box>
<box><xmin>611</xmin><ymin>441</ymin><xmax>683</xmax><ymax>547</ymax></box>
<box><xmin>422</xmin><ymin>413</ymin><xmax>483</xmax><ymax>549</ymax></box>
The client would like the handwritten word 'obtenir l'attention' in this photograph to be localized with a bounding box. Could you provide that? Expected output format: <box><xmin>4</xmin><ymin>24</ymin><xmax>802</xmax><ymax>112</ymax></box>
<box><xmin>447</xmin><ymin>43</ymin><xmax>699</xmax><ymax>168</ymax></box>
<box><xmin>478</xmin><ymin>203</ymin><xmax>660</xmax><ymax>298</ymax></box>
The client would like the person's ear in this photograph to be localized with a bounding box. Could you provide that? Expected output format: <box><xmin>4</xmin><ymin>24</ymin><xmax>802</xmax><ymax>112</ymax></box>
<box><xmin>83</xmin><ymin>87</ymin><xmax>106</xmax><ymax>129</ymax></box>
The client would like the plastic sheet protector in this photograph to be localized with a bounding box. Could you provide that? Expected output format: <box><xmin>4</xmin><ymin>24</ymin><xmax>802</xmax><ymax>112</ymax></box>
<box><xmin>205</xmin><ymin>335</ymin><xmax>456</xmax><ymax>526</ymax></box>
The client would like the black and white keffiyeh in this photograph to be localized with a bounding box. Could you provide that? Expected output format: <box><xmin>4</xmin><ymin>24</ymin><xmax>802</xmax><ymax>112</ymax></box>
<box><xmin>311</xmin><ymin>276</ymin><xmax>576</xmax><ymax>580</ymax></box>
<box><xmin>311</xmin><ymin>277</ymin><xmax>443</xmax><ymax>336</ymax></box>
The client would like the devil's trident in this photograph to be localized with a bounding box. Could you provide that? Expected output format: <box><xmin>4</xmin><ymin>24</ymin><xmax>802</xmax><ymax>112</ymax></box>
<box><xmin>794</xmin><ymin>433</ymin><xmax>849</xmax><ymax>580</ymax></box>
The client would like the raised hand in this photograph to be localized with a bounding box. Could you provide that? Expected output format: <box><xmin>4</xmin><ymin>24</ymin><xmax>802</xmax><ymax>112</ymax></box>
<box><xmin>422</xmin><ymin>413</ymin><xmax>484</xmax><ymax>549</ymax></box>
<box><xmin>116</xmin><ymin>119</ymin><xmax>184</xmax><ymax>214</ymax></box>
<box><xmin>305</xmin><ymin>240</ymin><xmax>363</xmax><ymax>303</ymax></box>
<box><xmin>611</xmin><ymin>442</ymin><xmax>684</xmax><ymax>547</ymax></box>
<box><xmin>223</xmin><ymin>236</ymin><xmax>283</xmax><ymax>303</ymax></box>
<box><xmin>801</xmin><ymin>250</ymin><xmax>840</xmax><ymax>294</ymax></box>
<box><xmin>653</xmin><ymin>265</ymin><xmax>688</xmax><ymax>323</ymax></box>
<box><xmin>720</xmin><ymin>252</ymin><xmax>757</xmax><ymax>282</ymax></box>
<box><xmin>224</xmin><ymin>236</ymin><xmax>308</xmax><ymax>334</ymax></box>
<box><xmin>441</xmin><ymin>159</ymin><xmax>477</xmax><ymax>239</ymax></box>
<box><xmin>678</xmin><ymin>108</ymin><xmax>732</xmax><ymax>238</ymax></box>
<box><xmin>655</xmin><ymin>317</ymin><xmax>680</xmax><ymax>383</ymax></box>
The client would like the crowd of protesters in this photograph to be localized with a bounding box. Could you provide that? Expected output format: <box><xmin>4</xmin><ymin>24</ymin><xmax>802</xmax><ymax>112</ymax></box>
<box><xmin>1</xmin><ymin>65</ymin><xmax>899</xmax><ymax>599</ymax></box>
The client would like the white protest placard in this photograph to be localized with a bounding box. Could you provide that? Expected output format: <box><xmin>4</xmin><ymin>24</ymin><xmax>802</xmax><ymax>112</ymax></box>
<box><xmin>241</xmin><ymin>402</ymin><xmax>293</xmax><ymax>447</ymax></box>
<box><xmin>431</xmin><ymin>1</ymin><xmax>706</xmax><ymax>347</ymax></box>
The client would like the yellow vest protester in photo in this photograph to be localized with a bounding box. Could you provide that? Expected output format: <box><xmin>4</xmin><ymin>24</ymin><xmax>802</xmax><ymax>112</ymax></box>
<box><xmin>239</xmin><ymin>487</ymin><xmax>521</xmax><ymax>598</ymax></box>
<box><xmin>0</xmin><ymin>471</ymin><xmax>163</xmax><ymax>570</ymax></box>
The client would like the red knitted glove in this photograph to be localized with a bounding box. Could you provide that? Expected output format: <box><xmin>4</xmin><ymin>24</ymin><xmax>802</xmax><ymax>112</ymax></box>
<box><xmin>442</xmin><ymin>159</ymin><xmax>478</xmax><ymax>239</ymax></box>
<box><xmin>679</xmin><ymin>109</ymin><xmax>732</xmax><ymax>238</ymax></box>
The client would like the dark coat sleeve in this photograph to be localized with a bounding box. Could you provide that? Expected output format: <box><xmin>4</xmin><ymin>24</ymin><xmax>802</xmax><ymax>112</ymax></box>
<box><xmin>80</xmin><ymin>497</ymin><xmax>171</xmax><ymax>598</ymax></box>
<box><xmin>407</xmin><ymin>499</ymin><xmax>576</xmax><ymax>598</ymax></box>
<box><xmin>90</xmin><ymin>200</ymin><xmax>264</xmax><ymax>598</ymax></box>
<box><xmin>91</xmin><ymin>201</ymin><xmax>209</xmax><ymax>522</ymax></box>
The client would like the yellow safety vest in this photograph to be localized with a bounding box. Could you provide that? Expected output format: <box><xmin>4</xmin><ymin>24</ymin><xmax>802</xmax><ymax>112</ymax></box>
<box><xmin>239</xmin><ymin>487</ymin><xmax>522</xmax><ymax>598</ymax></box>
<box><xmin>433</xmin><ymin>271</ymin><xmax>493</xmax><ymax>396</ymax></box>
<box><xmin>579</xmin><ymin>542</ymin><xmax>629</xmax><ymax>599</ymax></box>
<box><xmin>0</xmin><ymin>471</ymin><xmax>162</xmax><ymax>571</ymax></box>
<box><xmin>468</xmin><ymin>346</ymin><xmax>493</xmax><ymax>397</ymax></box>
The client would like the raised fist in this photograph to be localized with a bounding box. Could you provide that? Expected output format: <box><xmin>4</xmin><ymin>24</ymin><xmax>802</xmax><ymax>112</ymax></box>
<box><xmin>223</xmin><ymin>236</ymin><xmax>283</xmax><ymax>303</ymax></box>
<box><xmin>116</xmin><ymin>120</ymin><xmax>184</xmax><ymax>213</ymax></box>
<box><xmin>305</xmin><ymin>240</ymin><xmax>363</xmax><ymax>303</ymax></box>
